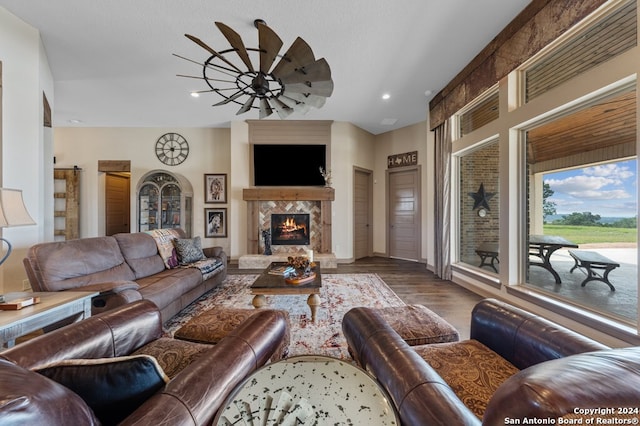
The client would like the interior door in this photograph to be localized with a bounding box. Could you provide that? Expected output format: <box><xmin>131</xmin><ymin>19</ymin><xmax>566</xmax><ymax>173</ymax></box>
<box><xmin>388</xmin><ymin>168</ymin><xmax>420</xmax><ymax>261</ymax></box>
<box><xmin>354</xmin><ymin>168</ymin><xmax>373</xmax><ymax>259</ymax></box>
<box><xmin>105</xmin><ymin>172</ymin><xmax>130</xmax><ymax>235</ymax></box>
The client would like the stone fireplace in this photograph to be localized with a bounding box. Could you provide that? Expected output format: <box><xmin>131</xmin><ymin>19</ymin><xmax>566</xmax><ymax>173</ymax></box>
<box><xmin>240</xmin><ymin>187</ymin><xmax>336</xmax><ymax>268</ymax></box>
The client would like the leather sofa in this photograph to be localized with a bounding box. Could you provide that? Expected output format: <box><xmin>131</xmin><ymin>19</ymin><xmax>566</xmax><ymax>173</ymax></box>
<box><xmin>343</xmin><ymin>298</ymin><xmax>640</xmax><ymax>425</ymax></box>
<box><xmin>0</xmin><ymin>299</ymin><xmax>288</xmax><ymax>425</ymax></box>
<box><xmin>23</xmin><ymin>229</ymin><xmax>227</xmax><ymax>322</ymax></box>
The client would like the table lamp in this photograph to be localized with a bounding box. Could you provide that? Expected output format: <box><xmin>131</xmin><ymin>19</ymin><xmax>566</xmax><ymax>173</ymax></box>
<box><xmin>0</xmin><ymin>188</ymin><xmax>36</xmax><ymax>302</ymax></box>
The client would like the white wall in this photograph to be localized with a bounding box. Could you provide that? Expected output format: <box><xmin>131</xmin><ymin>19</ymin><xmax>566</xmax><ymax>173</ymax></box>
<box><xmin>54</xmin><ymin>127</ymin><xmax>231</xmax><ymax>254</ymax></box>
<box><xmin>373</xmin><ymin>121</ymin><xmax>432</xmax><ymax>264</ymax></box>
<box><xmin>0</xmin><ymin>8</ymin><xmax>54</xmax><ymax>292</ymax></box>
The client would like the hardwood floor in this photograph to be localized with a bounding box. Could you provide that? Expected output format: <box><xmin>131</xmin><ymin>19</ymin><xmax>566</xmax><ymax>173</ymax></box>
<box><xmin>228</xmin><ymin>256</ymin><xmax>483</xmax><ymax>339</ymax></box>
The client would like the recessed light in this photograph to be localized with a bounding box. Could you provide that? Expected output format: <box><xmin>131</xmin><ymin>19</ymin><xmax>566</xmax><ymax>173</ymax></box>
<box><xmin>68</xmin><ymin>119</ymin><xmax>82</xmax><ymax>124</ymax></box>
<box><xmin>424</xmin><ymin>89</ymin><xmax>433</xmax><ymax>97</ymax></box>
<box><xmin>381</xmin><ymin>93</ymin><xmax>391</xmax><ymax>100</ymax></box>
<box><xmin>380</xmin><ymin>118</ymin><xmax>398</xmax><ymax>126</ymax></box>
<box><xmin>190</xmin><ymin>92</ymin><xmax>200</xmax><ymax>98</ymax></box>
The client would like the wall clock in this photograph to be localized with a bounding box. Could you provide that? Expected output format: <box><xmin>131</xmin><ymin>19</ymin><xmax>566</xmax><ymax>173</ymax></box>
<box><xmin>155</xmin><ymin>133</ymin><xmax>189</xmax><ymax>166</ymax></box>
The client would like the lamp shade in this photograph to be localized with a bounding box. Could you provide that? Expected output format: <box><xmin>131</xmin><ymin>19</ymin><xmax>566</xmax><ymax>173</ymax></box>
<box><xmin>0</xmin><ymin>188</ymin><xmax>36</xmax><ymax>228</ymax></box>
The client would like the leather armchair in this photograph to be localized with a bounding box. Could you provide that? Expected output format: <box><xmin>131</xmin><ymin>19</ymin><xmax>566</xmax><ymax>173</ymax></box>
<box><xmin>0</xmin><ymin>300</ymin><xmax>288</xmax><ymax>425</ymax></box>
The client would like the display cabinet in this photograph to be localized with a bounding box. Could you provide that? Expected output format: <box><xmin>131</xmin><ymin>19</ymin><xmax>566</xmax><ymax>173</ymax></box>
<box><xmin>137</xmin><ymin>170</ymin><xmax>193</xmax><ymax>237</ymax></box>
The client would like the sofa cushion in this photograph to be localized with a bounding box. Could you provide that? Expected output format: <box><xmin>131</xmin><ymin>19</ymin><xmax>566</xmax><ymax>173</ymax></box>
<box><xmin>173</xmin><ymin>236</ymin><xmax>206</xmax><ymax>265</ymax></box>
<box><xmin>114</xmin><ymin>232</ymin><xmax>167</xmax><ymax>278</ymax></box>
<box><xmin>413</xmin><ymin>339</ymin><xmax>520</xmax><ymax>419</ymax></box>
<box><xmin>135</xmin><ymin>267</ymin><xmax>203</xmax><ymax>310</ymax></box>
<box><xmin>26</xmin><ymin>236</ymin><xmax>136</xmax><ymax>291</ymax></box>
<box><xmin>0</xmin><ymin>358</ymin><xmax>99</xmax><ymax>425</ymax></box>
<box><xmin>34</xmin><ymin>355</ymin><xmax>169</xmax><ymax>425</ymax></box>
<box><xmin>132</xmin><ymin>337</ymin><xmax>212</xmax><ymax>379</ymax></box>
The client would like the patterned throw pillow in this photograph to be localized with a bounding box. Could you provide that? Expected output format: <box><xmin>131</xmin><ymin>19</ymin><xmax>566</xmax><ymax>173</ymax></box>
<box><xmin>145</xmin><ymin>228</ymin><xmax>182</xmax><ymax>269</ymax></box>
<box><xmin>173</xmin><ymin>236</ymin><xmax>206</xmax><ymax>265</ymax></box>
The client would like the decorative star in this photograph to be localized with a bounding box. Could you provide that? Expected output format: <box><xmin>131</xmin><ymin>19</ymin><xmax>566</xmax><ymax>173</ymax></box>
<box><xmin>468</xmin><ymin>183</ymin><xmax>495</xmax><ymax>211</ymax></box>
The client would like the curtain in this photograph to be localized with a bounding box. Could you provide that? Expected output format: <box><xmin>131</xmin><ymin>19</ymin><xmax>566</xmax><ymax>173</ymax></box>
<box><xmin>433</xmin><ymin>120</ymin><xmax>452</xmax><ymax>280</ymax></box>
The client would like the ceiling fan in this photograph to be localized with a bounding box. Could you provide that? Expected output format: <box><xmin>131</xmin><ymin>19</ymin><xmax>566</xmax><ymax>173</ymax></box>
<box><xmin>175</xmin><ymin>19</ymin><xmax>333</xmax><ymax>119</ymax></box>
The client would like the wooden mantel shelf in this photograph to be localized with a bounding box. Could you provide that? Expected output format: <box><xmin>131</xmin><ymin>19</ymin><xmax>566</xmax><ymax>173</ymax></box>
<box><xmin>243</xmin><ymin>187</ymin><xmax>335</xmax><ymax>201</ymax></box>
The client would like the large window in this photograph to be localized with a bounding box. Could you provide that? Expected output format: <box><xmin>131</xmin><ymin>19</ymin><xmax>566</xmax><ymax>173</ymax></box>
<box><xmin>450</xmin><ymin>0</ymin><xmax>640</xmax><ymax>335</ymax></box>
<box><xmin>525</xmin><ymin>86</ymin><xmax>637</xmax><ymax>322</ymax></box>
<box><xmin>458</xmin><ymin>140</ymin><xmax>500</xmax><ymax>273</ymax></box>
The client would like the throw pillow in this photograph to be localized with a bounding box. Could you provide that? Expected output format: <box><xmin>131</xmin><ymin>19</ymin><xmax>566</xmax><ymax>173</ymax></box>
<box><xmin>145</xmin><ymin>228</ymin><xmax>182</xmax><ymax>269</ymax></box>
<box><xmin>34</xmin><ymin>355</ymin><xmax>169</xmax><ymax>425</ymax></box>
<box><xmin>173</xmin><ymin>236</ymin><xmax>206</xmax><ymax>265</ymax></box>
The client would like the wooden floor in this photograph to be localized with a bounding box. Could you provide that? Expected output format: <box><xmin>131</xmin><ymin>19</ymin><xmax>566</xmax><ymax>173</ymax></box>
<box><xmin>228</xmin><ymin>256</ymin><xmax>483</xmax><ymax>339</ymax></box>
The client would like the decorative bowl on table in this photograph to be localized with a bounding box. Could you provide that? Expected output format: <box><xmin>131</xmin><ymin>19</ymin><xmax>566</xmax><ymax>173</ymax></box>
<box><xmin>284</xmin><ymin>256</ymin><xmax>316</xmax><ymax>285</ymax></box>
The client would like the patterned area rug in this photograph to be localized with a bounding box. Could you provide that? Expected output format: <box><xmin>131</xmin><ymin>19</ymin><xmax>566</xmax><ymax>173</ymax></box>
<box><xmin>164</xmin><ymin>273</ymin><xmax>405</xmax><ymax>359</ymax></box>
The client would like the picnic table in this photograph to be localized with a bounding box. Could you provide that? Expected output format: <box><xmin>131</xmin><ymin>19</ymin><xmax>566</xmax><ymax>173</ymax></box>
<box><xmin>529</xmin><ymin>234</ymin><xmax>578</xmax><ymax>284</ymax></box>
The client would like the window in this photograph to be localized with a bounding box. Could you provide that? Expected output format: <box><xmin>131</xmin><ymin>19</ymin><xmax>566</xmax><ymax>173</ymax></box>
<box><xmin>524</xmin><ymin>86</ymin><xmax>637</xmax><ymax>322</ymax></box>
<box><xmin>458</xmin><ymin>140</ymin><xmax>500</xmax><ymax>273</ymax></box>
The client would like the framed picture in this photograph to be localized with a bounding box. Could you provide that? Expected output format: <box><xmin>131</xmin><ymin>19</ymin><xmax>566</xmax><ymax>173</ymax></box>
<box><xmin>205</xmin><ymin>208</ymin><xmax>227</xmax><ymax>238</ymax></box>
<box><xmin>204</xmin><ymin>173</ymin><xmax>227</xmax><ymax>203</ymax></box>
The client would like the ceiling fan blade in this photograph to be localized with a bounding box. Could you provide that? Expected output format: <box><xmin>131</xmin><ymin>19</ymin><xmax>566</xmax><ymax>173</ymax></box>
<box><xmin>278</xmin><ymin>95</ymin><xmax>299</xmax><ymax>109</ymax></box>
<box><xmin>272</xmin><ymin>98</ymin><xmax>294</xmax><ymax>119</ymax></box>
<box><xmin>237</xmin><ymin>95</ymin><xmax>256</xmax><ymax>115</ymax></box>
<box><xmin>281</xmin><ymin>92</ymin><xmax>326</xmax><ymax>109</ymax></box>
<box><xmin>284</xmin><ymin>80</ymin><xmax>334</xmax><ymax>97</ymax></box>
<box><xmin>259</xmin><ymin>98</ymin><xmax>274</xmax><ymax>119</ymax></box>
<box><xmin>215</xmin><ymin>22</ymin><xmax>255</xmax><ymax>72</ymax></box>
<box><xmin>271</xmin><ymin>37</ymin><xmax>316</xmax><ymax>79</ymax></box>
<box><xmin>257</xmin><ymin>23</ymin><xmax>283</xmax><ymax>74</ymax></box>
<box><xmin>185</xmin><ymin>34</ymin><xmax>242</xmax><ymax>73</ymax></box>
<box><xmin>278</xmin><ymin>58</ymin><xmax>332</xmax><ymax>85</ymax></box>
<box><xmin>212</xmin><ymin>91</ymin><xmax>245</xmax><ymax>106</ymax></box>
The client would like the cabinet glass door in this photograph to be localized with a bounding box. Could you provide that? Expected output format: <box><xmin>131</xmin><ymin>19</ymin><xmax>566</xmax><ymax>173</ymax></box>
<box><xmin>161</xmin><ymin>183</ymin><xmax>181</xmax><ymax>229</ymax></box>
<box><xmin>139</xmin><ymin>184</ymin><xmax>159</xmax><ymax>231</ymax></box>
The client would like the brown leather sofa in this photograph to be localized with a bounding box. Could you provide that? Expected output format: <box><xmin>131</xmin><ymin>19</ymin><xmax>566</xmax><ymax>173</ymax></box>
<box><xmin>343</xmin><ymin>298</ymin><xmax>640</xmax><ymax>425</ymax></box>
<box><xmin>0</xmin><ymin>300</ymin><xmax>288</xmax><ymax>425</ymax></box>
<box><xmin>23</xmin><ymin>230</ymin><xmax>227</xmax><ymax>322</ymax></box>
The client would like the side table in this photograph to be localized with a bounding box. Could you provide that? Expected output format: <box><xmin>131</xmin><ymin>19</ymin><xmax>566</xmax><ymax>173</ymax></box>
<box><xmin>0</xmin><ymin>291</ymin><xmax>97</xmax><ymax>348</ymax></box>
<box><xmin>215</xmin><ymin>355</ymin><xmax>399</xmax><ymax>425</ymax></box>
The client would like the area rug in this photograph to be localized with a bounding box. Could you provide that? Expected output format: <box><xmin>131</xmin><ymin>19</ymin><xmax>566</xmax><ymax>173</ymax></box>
<box><xmin>164</xmin><ymin>274</ymin><xmax>405</xmax><ymax>359</ymax></box>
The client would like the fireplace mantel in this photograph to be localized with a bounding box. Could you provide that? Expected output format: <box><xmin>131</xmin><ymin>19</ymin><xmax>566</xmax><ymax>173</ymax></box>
<box><xmin>243</xmin><ymin>187</ymin><xmax>334</xmax><ymax>254</ymax></box>
<box><xmin>243</xmin><ymin>187</ymin><xmax>334</xmax><ymax>202</ymax></box>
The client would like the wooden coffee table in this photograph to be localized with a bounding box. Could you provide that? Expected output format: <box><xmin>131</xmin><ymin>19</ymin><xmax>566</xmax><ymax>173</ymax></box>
<box><xmin>250</xmin><ymin>262</ymin><xmax>322</xmax><ymax>322</ymax></box>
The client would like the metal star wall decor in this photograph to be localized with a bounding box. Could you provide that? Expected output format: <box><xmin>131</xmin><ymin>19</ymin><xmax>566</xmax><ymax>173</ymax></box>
<box><xmin>468</xmin><ymin>183</ymin><xmax>495</xmax><ymax>210</ymax></box>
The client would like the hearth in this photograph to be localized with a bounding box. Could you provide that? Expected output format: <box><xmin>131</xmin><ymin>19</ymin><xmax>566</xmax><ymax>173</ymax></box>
<box><xmin>271</xmin><ymin>214</ymin><xmax>310</xmax><ymax>245</ymax></box>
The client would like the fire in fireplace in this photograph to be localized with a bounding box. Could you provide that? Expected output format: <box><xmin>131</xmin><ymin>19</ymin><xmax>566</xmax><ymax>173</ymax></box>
<box><xmin>271</xmin><ymin>214</ymin><xmax>310</xmax><ymax>245</ymax></box>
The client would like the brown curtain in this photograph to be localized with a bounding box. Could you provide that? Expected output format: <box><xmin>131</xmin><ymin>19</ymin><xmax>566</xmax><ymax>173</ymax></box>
<box><xmin>433</xmin><ymin>120</ymin><xmax>452</xmax><ymax>280</ymax></box>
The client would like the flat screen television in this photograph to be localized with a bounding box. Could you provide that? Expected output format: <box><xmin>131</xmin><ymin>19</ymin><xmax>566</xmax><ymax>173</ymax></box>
<box><xmin>253</xmin><ymin>144</ymin><xmax>326</xmax><ymax>186</ymax></box>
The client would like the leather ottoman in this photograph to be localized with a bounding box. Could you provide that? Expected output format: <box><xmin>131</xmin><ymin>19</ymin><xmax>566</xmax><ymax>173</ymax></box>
<box><xmin>174</xmin><ymin>307</ymin><xmax>291</xmax><ymax>360</ymax></box>
<box><xmin>370</xmin><ymin>305</ymin><xmax>459</xmax><ymax>345</ymax></box>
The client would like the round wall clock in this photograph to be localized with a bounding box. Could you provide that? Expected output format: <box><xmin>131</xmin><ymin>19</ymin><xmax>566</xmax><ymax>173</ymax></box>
<box><xmin>155</xmin><ymin>133</ymin><xmax>189</xmax><ymax>166</ymax></box>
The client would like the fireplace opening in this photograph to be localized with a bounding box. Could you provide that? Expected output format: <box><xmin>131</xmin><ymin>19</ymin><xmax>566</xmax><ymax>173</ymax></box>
<box><xmin>271</xmin><ymin>214</ymin><xmax>310</xmax><ymax>245</ymax></box>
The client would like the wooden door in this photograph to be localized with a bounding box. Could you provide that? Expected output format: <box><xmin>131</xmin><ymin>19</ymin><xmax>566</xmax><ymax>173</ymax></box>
<box><xmin>54</xmin><ymin>168</ymin><xmax>80</xmax><ymax>240</ymax></box>
<box><xmin>105</xmin><ymin>173</ymin><xmax>130</xmax><ymax>235</ymax></box>
<box><xmin>354</xmin><ymin>169</ymin><xmax>373</xmax><ymax>259</ymax></box>
<box><xmin>388</xmin><ymin>168</ymin><xmax>420</xmax><ymax>261</ymax></box>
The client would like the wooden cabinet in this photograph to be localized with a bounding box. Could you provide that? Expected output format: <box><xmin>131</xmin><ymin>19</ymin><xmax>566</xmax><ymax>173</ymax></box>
<box><xmin>137</xmin><ymin>170</ymin><xmax>193</xmax><ymax>237</ymax></box>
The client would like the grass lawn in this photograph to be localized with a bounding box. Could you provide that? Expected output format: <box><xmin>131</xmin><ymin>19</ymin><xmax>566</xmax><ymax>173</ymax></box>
<box><xmin>543</xmin><ymin>224</ymin><xmax>637</xmax><ymax>245</ymax></box>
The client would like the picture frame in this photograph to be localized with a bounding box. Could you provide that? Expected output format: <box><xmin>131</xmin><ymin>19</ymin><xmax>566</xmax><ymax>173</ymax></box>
<box><xmin>204</xmin><ymin>173</ymin><xmax>227</xmax><ymax>203</ymax></box>
<box><xmin>205</xmin><ymin>208</ymin><xmax>227</xmax><ymax>238</ymax></box>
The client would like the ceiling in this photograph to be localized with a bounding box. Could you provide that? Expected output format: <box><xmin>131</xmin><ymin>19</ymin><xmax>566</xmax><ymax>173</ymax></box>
<box><xmin>0</xmin><ymin>0</ymin><xmax>531</xmax><ymax>135</ymax></box>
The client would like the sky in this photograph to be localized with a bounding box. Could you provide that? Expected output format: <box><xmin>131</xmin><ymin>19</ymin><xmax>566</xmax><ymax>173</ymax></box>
<box><xmin>544</xmin><ymin>159</ymin><xmax>637</xmax><ymax>218</ymax></box>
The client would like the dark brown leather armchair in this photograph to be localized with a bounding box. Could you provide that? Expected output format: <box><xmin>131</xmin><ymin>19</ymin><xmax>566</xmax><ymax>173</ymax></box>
<box><xmin>0</xmin><ymin>300</ymin><xmax>288</xmax><ymax>425</ymax></box>
<box><xmin>343</xmin><ymin>298</ymin><xmax>640</xmax><ymax>425</ymax></box>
